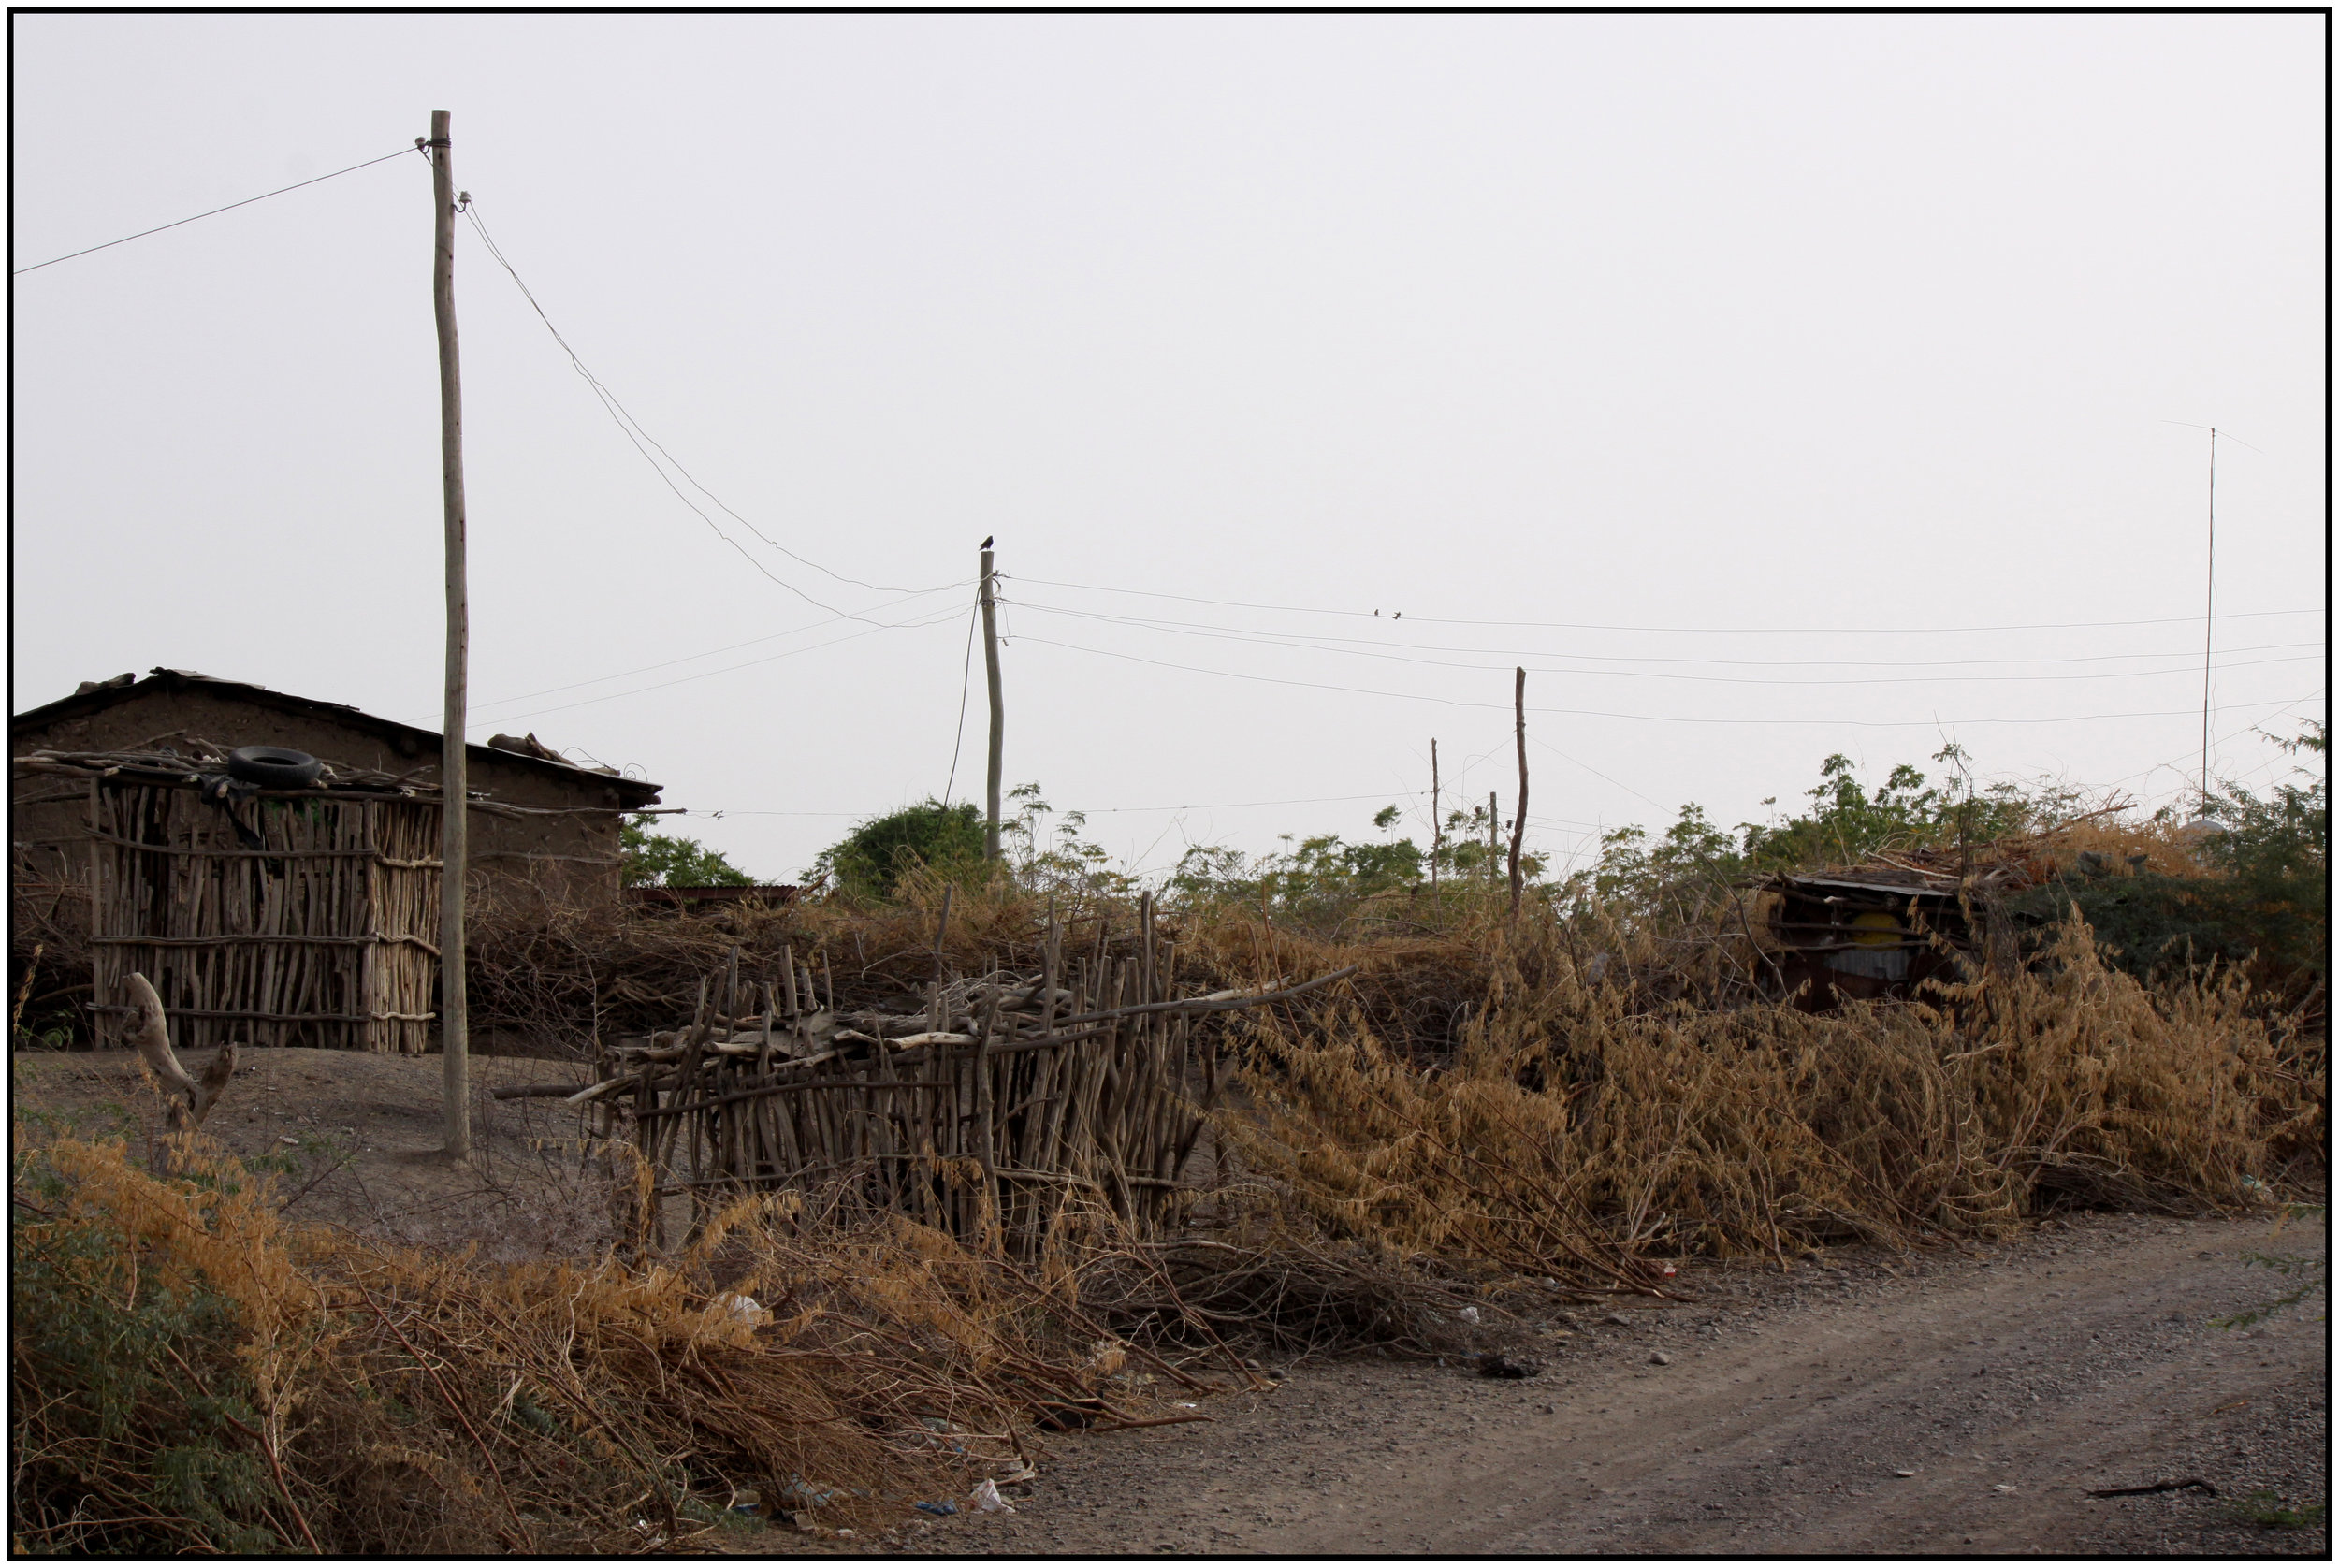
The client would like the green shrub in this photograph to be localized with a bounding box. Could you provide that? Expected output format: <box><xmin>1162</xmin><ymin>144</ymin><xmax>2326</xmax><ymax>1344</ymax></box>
<box><xmin>10</xmin><ymin>1154</ymin><xmax>287</xmax><ymax>1554</ymax></box>
<box><xmin>810</xmin><ymin>799</ymin><xmax>986</xmax><ymax>901</ymax></box>
<box><xmin>620</xmin><ymin>815</ymin><xmax>756</xmax><ymax>888</ymax></box>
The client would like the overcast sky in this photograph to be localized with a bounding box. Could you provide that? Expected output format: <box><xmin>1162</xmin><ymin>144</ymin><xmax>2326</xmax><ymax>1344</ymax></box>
<box><xmin>11</xmin><ymin>14</ymin><xmax>2327</xmax><ymax>883</ymax></box>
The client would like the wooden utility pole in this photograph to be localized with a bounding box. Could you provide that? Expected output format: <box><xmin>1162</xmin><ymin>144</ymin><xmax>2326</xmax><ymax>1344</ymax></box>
<box><xmin>1507</xmin><ymin>667</ymin><xmax>1529</xmax><ymax>921</ymax></box>
<box><xmin>429</xmin><ymin>109</ymin><xmax>471</xmax><ymax>1159</ymax></box>
<box><xmin>979</xmin><ymin>544</ymin><xmax>1004</xmax><ymax>861</ymax></box>
<box><xmin>1429</xmin><ymin>738</ymin><xmax>1441</xmax><ymax>901</ymax></box>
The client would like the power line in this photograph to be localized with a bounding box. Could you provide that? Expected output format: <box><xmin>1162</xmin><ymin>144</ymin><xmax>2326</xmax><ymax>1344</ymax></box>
<box><xmin>1003</xmin><ymin>598</ymin><xmax>2318</xmax><ymax>688</ymax></box>
<box><xmin>462</xmin><ymin>200</ymin><xmax>953</xmax><ymax>612</ymax></box>
<box><xmin>12</xmin><ymin>146</ymin><xmax>422</xmax><ymax>275</ymax></box>
<box><xmin>1012</xmin><ymin>630</ymin><xmax>2320</xmax><ymax>731</ymax></box>
<box><xmin>1529</xmin><ymin>734</ymin><xmax>1663</xmax><ymax>809</ymax></box>
<box><xmin>1008</xmin><ymin>595</ymin><xmax>2317</xmax><ymax>671</ymax></box>
<box><xmin>942</xmin><ymin>602</ymin><xmax>980</xmax><ymax>806</ymax></box>
<box><xmin>1011</xmin><ymin>573</ymin><xmax>2322</xmax><ymax>638</ymax></box>
<box><xmin>1072</xmin><ymin>791</ymin><xmax>1407</xmax><ymax>816</ymax></box>
<box><xmin>2101</xmin><ymin>694</ymin><xmax>2329</xmax><ymax>796</ymax></box>
<box><xmin>420</xmin><ymin>579</ymin><xmax>972</xmax><ymax>724</ymax></box>
<box><xmin>705</xmin><ymin>791</ymin><xmax>1401</xmax><ymax>819</ymax></box>
<box><xmin>472</xmin><ymin>602</ymin><xmax>968</xmax><ymax>726</ymax></box>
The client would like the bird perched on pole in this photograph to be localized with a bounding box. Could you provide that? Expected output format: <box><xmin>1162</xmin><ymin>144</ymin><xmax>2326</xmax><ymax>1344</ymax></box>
<box><xmin>981</xmin><ymin>535</ymin><xmax>995</xmax><ymax>550</ymax></box>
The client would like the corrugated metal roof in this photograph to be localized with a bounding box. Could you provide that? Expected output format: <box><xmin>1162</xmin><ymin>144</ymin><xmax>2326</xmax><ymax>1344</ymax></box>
<box><xmin>1774</xmin><ymin>876</ymin><xmax>1959</xmax><ymax>900</ymax></box>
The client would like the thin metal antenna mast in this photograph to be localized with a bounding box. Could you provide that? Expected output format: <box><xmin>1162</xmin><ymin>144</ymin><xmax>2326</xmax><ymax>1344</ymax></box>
<box><xmin>2163</xmin><ymin>418</ymin><xmax>2261</xmax><ymax>815</ymax></box>
<box><xmin>2200</xmin><ymin>427</ymin><xmax>2216</xmax><ymax>809</ymax></box>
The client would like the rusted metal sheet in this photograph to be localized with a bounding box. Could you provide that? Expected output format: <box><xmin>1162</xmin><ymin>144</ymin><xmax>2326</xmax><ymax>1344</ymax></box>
<box><xmin>1762</xmin><ymin>873</ymin><xmax>1976</xmax><ymax>1010</ymax></box>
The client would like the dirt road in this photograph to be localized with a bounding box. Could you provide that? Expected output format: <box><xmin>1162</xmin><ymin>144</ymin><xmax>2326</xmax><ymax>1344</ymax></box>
<box><xmin>908</xmin><ymin>1212</ymin><xmax>2328</xmax><ymax>1557</ymax></box>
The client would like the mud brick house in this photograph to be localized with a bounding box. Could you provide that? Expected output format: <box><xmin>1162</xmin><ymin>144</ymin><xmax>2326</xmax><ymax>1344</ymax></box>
<box><xmin>11</xmin><ymin>668</ymin><xmax>662</xmax><ymax>907</ymax></box>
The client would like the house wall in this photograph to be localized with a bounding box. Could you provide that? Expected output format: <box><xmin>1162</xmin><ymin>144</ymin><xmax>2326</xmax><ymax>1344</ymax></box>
<box><xmin>10</xmin><ymin>687</ymin><xmax>633</xmax><ymax>907</ymax></box>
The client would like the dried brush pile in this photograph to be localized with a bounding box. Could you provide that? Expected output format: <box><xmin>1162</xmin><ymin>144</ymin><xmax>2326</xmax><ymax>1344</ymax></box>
<box><xmin>9</xmin><ymin>1126</ymin><xmax>1262</xmax><ymax>1555</ymax></box>
<box><xmin>9</xmin><ymin>876</ymin><xmax>93</xmax><ymax>1049</ymax></box>
<box><xmin>1218</xmin><ymin>911</ymin><xmax>2324</xmax><ymax>1276</ymax></box>
<box><xmin>464</xmin><ymin>871</ymin><xmax>1144</xmax><ymax>1053</ymax></box>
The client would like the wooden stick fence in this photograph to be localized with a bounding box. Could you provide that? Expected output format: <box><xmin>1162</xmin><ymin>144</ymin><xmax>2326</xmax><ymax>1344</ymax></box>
<box><xmin>566</xmin><ymin>894</ymin><xmax>1353</xmax><ymax>1253</ymax></box>
<box><xmin>81</xmin><ymin>779</ymin><xmax>443</xmax><ymax>1054</ymax></box>
<box><xmin>14</xmin><ymin>747</ymin><xmax>461</xmax><ymax>1055</ymax></box>
<box><xmin>22</xmin><ymin>742</ymin><xmax>615</xmax><ymax>1056</ymax></box>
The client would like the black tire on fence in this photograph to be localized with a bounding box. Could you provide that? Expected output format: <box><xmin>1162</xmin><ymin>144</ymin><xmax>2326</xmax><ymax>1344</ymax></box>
<box><xmin>225</xmin><ymin>746</ymin><xmax>325</xmax><ymax>790</ymax></box>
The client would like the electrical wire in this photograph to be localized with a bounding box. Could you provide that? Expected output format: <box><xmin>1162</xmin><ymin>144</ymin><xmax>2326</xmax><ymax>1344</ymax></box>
<box><xmin>1528</xmin><ymin>734</ymin><xmax>1664</xmax><ymax>809</ymax></box>
<box><xmin>1005</xmin><ymin>594</ymin><xmax>2318</xmax><ymax>673</ymax></box>
<box><xmin>1068</xmin><ymin>791</ymin><xmax>1406</xmax><ymax>815</ymax></box>
<box><xmin>474</xmin><ymin>602</ymin><xmax>969</xmax><ymax>726</ymax></box>
<box><xmin>942</xmin><ymin>601</ymin><xmax>980</xmax><ymax>806</ymax></box>
<box><xmin>463</xmin><ymin>200</ymin><xmax>955</xmax><ymax>609</ymax></box>
<box><xmin>1011</xmin><ymin>573</ymin><xmax>2322</xmax><ymax>638</ymax></box>
<box><xmin>1002</xmin><ymin>598</ymin><xmax>2319</xmax><ymax>688</ymax></box>
<box><xmin>1011</xmin><ymin>630</ymin><xmax>2319</xmax><ymax>731</ymax></box>
<box><xmin>2100</xmin><ymin>695</ymin><xmax>2329</xmax><ymax>795</ymax></box>
<box><xmin>12</xmin><ymin>146</ymin><xmax>422</xmax><ymax>275</ymax></box>
<box><xmin>421</xmin><ymin>579</ymin><xmax>973</xmax><ymax>724</ymax></box>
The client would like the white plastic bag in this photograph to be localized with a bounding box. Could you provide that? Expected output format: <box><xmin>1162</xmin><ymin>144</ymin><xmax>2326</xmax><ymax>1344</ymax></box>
<box><xmin>714</xmin><ymin>1292</ymin><xmax>771</xmax><ymax>1327</ymax></box>
<box><xmin>972</xmin><ymin>1478</ymin><xmax>1016</xmax><ymax>1514</ymax></box>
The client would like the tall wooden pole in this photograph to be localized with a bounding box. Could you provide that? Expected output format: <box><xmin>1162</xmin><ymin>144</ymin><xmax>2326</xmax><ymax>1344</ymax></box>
<box><xmin>1429</xmin><ymin>738</ymin><xmax>1441</xmax><ymax>902</ymax></box>
<box><xmin>980</xmin><ymin>544</ymin><xmax>1004</xmax><ymax>861</ymax></box>
<box><xmin>429</xmin><ymin>109</ymin><xmax>471</xmax><ymax>1159</ymax></box>
<box><xmin>1507</xmin><ymin>667</ymin><xmax>1529</xmax><ymax>921</ymax></box>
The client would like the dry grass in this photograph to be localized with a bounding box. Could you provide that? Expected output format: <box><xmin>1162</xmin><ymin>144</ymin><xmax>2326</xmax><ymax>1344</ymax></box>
<box><xmin>13</xmin><ymin>863</ymin><xmax>2325</xmax><ymax>1551</ymax></box>
<box><xmin>1216</xmin><ymin>911</ymin><xmax>2322</xmax><ymax>1278</ymax></box>
<box><xmin>8</xmin><ymin>1125</ymin><xmax>1233</xmax><ymax>1555</ymax></box>
<box><xmin>463</xmin><ymin>866</ymin><xmax>1147</xmax><ymax>1054</ymax></box>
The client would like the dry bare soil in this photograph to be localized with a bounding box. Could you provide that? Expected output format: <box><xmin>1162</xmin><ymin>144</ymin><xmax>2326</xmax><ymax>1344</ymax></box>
<box><xmin>11</xmin><ymin>1046</ymin><xmax>614</xmax><ymax>1257</ymax></box>
<box><xmin>14</xmin><ymin>1048</ymin><xmax>2327</xmax><ymax>1558</ymax></box>
<box><xmin>921</xmin><ymin>1214</ymin><xmax>2328</xmax><ymax>1559</ymax></box>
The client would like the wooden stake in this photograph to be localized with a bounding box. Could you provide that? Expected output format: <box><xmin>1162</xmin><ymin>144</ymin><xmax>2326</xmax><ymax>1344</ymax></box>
<box><xmin>980</xmin><ymin>544</ymin><xmax>1004</xmax><ymax>861</ymax></box>
<box><xmin>1508</xmin><ymin>666</ymin><xmax>1528</xmax><ymax>922</ymax></box>
<box><xmin>1488</xmin><ymin>791</ymin><xmax>1499</xmax><ymax>883</ymax></box>
<box><xmin>933</xmin><ymin>883</ymin><xmax>953</xmax><ymax>981</ymax></box>
<box><xmin>1430</xmin><ymin>738</ymin><xmax>1441</xmax><ymax>902</ymax></box>
<box><xmin>429</xmin><ymin>109</ymin><xmax>472</xmax><ymax>1160</ymax></box>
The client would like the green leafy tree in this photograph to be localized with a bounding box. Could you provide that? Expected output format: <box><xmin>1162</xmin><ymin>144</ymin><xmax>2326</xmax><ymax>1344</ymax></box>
<box><xmin>1568</xmin><ymin>748</ymin><xmax>2090</xmax><ymax>927</ymax></box>
<box><xmin>1431</xmin><ymin>800</ymin><xmax>1506</xmax><ymax>882</ymax></box>
<box><xmin>1000</xmin><ymin>784</ymin><xmax>1134</xmax><ymax>900</ymax></box>
<box><xmin>2013</xmin><ymin>720</ymin><xmax>2328</xmax><ymax>1002</ymax></box>
<box><xmin>1575</xmin><ymin>802</ymin><xmax>1743</xmax><ymax>926</ymax></box>
<box><xmin>619</xmin><ymin>815</ymin><xmax>756</xmax><ymax>888</ymax></box>
<box><xmin>2199</xmin><ymin>719</ymin><xmax>2329</xmax><ymax>978</ymax></box>
<box><xmin>1735</xmin><ymin>754</ymin><xmax>1949</xmax><ymax>868</ymax></box>
<box><xmin>808</xmin><ymin>800</ymin><xmax>985</xmax><ymax>901</ymax></box>
<box><xmin>1168</xmin><ymin>804</ymin><xmax>1456</xmax><ymax>924</ymax></box>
